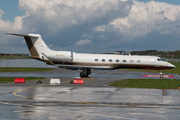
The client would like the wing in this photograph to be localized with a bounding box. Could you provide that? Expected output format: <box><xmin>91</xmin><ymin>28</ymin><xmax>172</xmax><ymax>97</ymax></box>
<box><xmin>57</xmin><ymin>64</ymin><xmax>113</xmax><ymax>70</ymax></box>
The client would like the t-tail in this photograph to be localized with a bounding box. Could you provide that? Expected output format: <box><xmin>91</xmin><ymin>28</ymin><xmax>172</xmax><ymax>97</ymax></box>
<box><xmin>7</xmin><ymin>33</ymin><xmax>51</xmax><ymax>62</ymax></box>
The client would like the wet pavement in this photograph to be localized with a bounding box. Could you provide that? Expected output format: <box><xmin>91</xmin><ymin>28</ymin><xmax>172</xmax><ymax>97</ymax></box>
<box><xmin>0</xmin><ymin>59</ymin><xmax>180</xmax><ymax>120</ymax></box>
<box><xmin>0</xmin><ymin>84</ymin><xmax>180</xmax><ymax>120</ymax></box>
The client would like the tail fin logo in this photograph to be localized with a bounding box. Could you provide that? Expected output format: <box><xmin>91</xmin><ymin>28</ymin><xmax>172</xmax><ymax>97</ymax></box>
<box><xmin>35</xmin><ymin>39</ymin><xmax>42</xmax><ymax>45</ymax></box>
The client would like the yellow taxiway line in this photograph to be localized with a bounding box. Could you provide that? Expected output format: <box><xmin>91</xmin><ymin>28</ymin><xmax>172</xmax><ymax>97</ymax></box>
<box><xmin>11</xmin><ymin>85</ymin><xmax>127</xmax><ymax>107</ymax></box>
<box><xmin>176</xmin><ymin>74</ymin><xmax>180</xmax><ymax>77</ymax></box>
<box><xmin>12</xmin><ymin>85</ymin><xmax>43</xmax><ymax>99</ymax></box>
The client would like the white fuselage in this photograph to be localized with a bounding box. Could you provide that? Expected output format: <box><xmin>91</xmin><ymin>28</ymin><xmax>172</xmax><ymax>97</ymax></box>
<box><xmin>47</xmin><ymin>51</ymin><xmax>175</xmax><ymax>70</ymax></box>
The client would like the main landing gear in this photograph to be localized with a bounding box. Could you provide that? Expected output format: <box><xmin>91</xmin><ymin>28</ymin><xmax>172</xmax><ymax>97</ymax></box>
<box><xmin>80</xmin><ymin>68</ymin><xmax>91</xmax><ymax>77</ymax></box>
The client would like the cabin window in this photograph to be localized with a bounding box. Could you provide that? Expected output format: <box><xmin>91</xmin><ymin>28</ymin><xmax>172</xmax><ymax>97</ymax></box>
<box><xmin>95</xmin><ymin>58</ymin><xmax>98</xmax><ymax>62</ymax></box>
<box><xmin>137</xmin><ymin>60</ymin><xmax>141</xmax><ymax>63</ymax></box>
<box><xmin>109</xmin><ymin>59</ymin><xmax>112</xmax><ymax>62</ymax></box>
<box><xmin>116</xmin><ymin>59</ymin><xmax>119</xmax><ymax>62</ymax></box>
<box><xmin>130</xmin><ymin>60</ymin><xmax>134</xmax><ymax>63</ymax></box>
<box><xmin>123</xmin><ymin>59</ymin><xmax>126</xmax><ymax>63</ymax></box>
<box><xmin>102</xmin><ymin>59</ymin><xmax>105</xmax><ymax>62</ymax></box>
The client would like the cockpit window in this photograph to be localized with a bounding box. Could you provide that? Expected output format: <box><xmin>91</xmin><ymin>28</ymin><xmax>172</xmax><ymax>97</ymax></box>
<box><xmin>157</xmin><ymin>58</ymin><xmax>165</xmax><ymax>61</ymax></box>
<box><xmin>161</xmin><ymin>58</ymin><xmax>165</xmax><ymax>61</ymax></box>
<box><xmin>157</xmin><ymin>58</ymin><xmax>161</xmax><ymax>61</ymax></box>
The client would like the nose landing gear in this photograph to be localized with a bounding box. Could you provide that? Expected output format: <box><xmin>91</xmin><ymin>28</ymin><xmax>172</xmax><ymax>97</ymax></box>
<box><xmin>160</xmin><ymin>71</ymin><xmax>163</xmax><ymax>79</ymax></box>
<box><xmin>80</xmin><ymin>68</ymin><xmax>91</xmax><ymax>77</ymax></box>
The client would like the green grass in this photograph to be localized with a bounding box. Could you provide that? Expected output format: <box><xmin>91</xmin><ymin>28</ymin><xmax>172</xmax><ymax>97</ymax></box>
<box><xmin>0</xmin><ymin>67</ymin><xmax>54</xmax><ymax>72</ymax></box>
<box><xmin>0</xmin><ymin>77</ymin><xmax>46</xmax><ymax>83</ymax></box>
<box><xmin>110</xmin><ymin>79</ymin><xmax>180</xmax><ymax>89</ymax></box>
<box><xmin>124</xmin><ymin>61</ymin><xmax>180</xmax><ymax>74</ymax></box>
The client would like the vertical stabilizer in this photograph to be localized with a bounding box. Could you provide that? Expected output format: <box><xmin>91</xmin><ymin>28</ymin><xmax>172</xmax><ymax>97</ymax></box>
<box><xmin>7</xmin><ymin>33</ymin><xmax>51</xmax><ymax>60</ymax></box>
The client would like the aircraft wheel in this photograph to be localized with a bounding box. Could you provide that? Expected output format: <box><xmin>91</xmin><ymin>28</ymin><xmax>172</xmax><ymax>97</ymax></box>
<box><xmin>80</xmin><ymin>72</ymin><xmax>84</xmax><ymax>77</ymax></box>
<box><xmin>80</xmin><ymin>72</ymin><xmax>88</xmax><ymax>77</ymax></box>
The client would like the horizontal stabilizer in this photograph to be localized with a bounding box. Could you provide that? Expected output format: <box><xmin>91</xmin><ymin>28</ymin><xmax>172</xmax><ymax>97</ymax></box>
<box><xmin>6</xmin><ymin>33</ymin><xmax>40</xmax><ymax>38</ymax></box>
<box><xmin>42</xmin><ymin>53</ymin><xmax>54</xmax><ymax>65</ymax></box>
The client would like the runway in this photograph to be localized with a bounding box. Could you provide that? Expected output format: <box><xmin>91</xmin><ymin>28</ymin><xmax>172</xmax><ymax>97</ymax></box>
<box><xmin>0</xmin><ymin>59</ymin><xmax>180</xmax><ymax>120</ymax></box>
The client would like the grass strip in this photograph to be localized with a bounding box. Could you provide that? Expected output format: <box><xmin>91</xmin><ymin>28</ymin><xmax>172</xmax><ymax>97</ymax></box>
<box><xmin>0</xmin><ymin>77</ymin><xmax>46</xmax><ymax>83</ymax></box>
<box><xmin>110</xmin><ymin>79</ymin><xmax>180</xmax><ymax>89</ymax></box>
<box><xmin>0</xmin><ymin>56</ymin><xmax>31</xmax><ymax>59</ymax></box>
<box><xmin>0</xmin><ymin>67</ymin><xmax>54</xmax><ymax>72</ymax></box>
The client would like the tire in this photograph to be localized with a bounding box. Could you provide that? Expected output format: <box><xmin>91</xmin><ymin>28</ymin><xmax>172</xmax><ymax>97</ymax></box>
<box><xmin>80</xmin><ymin>72</ymin><xmax>84</xmax><ymax>77</ymax></box>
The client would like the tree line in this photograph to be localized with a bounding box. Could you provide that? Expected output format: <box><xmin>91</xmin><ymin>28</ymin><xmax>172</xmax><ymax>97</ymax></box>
<box><xmin>130</xmin><ymin>50</ymin><xmax>180</xmax><ymax>59</ymax></box>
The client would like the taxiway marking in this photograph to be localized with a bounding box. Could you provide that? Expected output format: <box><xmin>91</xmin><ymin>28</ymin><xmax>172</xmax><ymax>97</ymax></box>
<box><xmin>0</xmin><ymin>90</ymin><xmax>21</xmax><ymax>94</ymax></box>
<box><xmin>12</xmin><ymin>85</ymin><xmax>43</xmax><ymax>99</ymax></box>
<box><xmin>11</xmin><ymin>85</ymin><xmax>127</xmax><ymax>107</ymax></box>
<box><xmin>176</xmin><ymin>74</ymin><xmax>180</xmax><ymax>77</ymax></box>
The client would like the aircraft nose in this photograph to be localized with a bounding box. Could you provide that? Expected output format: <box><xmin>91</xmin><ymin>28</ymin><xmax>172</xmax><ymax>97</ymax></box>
<box><xmin>166</xmin><ymin>63</ymin><xmax>175</xmax><ymax>68</ymax></box>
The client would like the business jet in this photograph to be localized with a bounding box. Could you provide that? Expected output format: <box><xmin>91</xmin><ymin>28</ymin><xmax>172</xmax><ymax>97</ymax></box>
<box><xmin>7</xmin><ymin>33</ymin><xmax>175</xmax><ymax>77</ymax></box>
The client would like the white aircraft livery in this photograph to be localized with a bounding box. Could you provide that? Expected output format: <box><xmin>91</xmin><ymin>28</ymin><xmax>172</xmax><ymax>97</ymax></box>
<box><xmin>7</xmin><ymin>33</ymin><xmax>175</xmax><ymax>77</ymax></box>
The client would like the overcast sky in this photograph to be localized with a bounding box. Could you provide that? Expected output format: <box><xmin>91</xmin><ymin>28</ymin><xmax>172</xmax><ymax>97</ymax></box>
<box><xmin>0</xmin><ymin>0</ymin><xmax>180</xmax><ymax>54</ymax></box>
